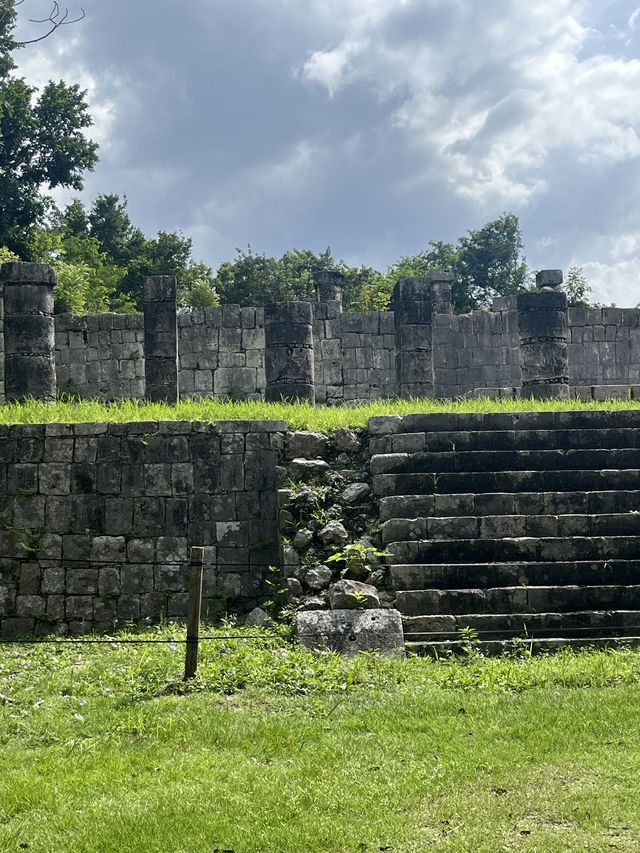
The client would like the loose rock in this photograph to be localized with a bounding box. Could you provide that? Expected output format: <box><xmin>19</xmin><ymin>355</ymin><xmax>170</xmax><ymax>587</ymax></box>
<box><xmin>304</xmin><ymin>564</ymin><xmax>333</xmax><ymax>591</ymax></box>
<box><xmin>288</xmin><ymin>458</ymin><xmax>331</xmax><ymax>481</ymax></box>
<box><xmin>286</xmin><ymin>431</ymin><xmax>328</xmax><ymax>460</ymax></box>
<box><xmin>341</xmin><ymin>482</ymin><xmax>371</xmax><ymax>505</ymax></box>
<box><xmin>293</xmin><ymin>528</ymin><xmax>313</xmax><ymax>551</ymax></box>
<box><xmin>286</xmin><ymin>577</ymin><xmax>303</xmax><ymax>598</ymax></box>
<box><xmin>318</xmin><ymin>521</ymin><xmax>349</xmax><ymax>547</ymax></box>
<box><xmin>333</xmin><ymin>428</ymin><xmax>361</xmax><ymax>452</ymax></box>
<box><xmin>329</xmin><ymin>579</ymin><xmax>380</xmax><ymax>610</ymax></box>
<box><xmin>245</xmin><ymin>607</ymin><xmax>273</xmax><ymax>627</ymax></box>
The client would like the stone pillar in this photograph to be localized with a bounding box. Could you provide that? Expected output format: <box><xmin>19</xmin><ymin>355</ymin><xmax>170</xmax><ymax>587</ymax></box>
<box><xmin>143</xmin><ymin>276</ymin><xmax>178</xmax><ymax>403</ymax></box>
<box><xmin>2</xmin><ymin>262</ymin><xmax>57</xmax><ymax>402</ymax></box>
<box><xmin>392</xmin><ymin>271</ymin><xmax>453</xmax><ymax>398</ymax></box>
<box><xmin>264</xmin><ymin>302</ymin><xmax>315</xmax><ymax>404</ymax></box>
<box><xmin>517</xmin><ymin>269</ymin><xmax>569</xmax><ymax>400</ymax></box>
<box><xmin>315</xmin><ymin>270</ymin><xmax>344</xmax><ymax>309</ymax></box>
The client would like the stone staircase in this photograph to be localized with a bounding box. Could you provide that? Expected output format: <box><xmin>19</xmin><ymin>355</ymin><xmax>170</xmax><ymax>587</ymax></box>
<box><xmin>369</xmin><ymin>410</ymin><xmax>640</xmax><ymax>654</ymax></box>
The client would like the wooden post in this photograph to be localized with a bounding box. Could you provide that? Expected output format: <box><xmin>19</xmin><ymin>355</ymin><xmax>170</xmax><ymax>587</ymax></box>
<box><xmin>184</xmin><ymin>546</ymin><xmax>204</xmax><ymax>680</ymax></box>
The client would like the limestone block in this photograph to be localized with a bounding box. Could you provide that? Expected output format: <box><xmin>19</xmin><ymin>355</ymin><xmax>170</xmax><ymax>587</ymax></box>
<box><xmin>295</xmin><ymin>608</ymin><xmax>404</xmax><ymax>657</ymax></box>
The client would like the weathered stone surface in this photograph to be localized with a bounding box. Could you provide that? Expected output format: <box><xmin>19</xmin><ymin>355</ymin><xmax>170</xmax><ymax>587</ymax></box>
<box><xmin>304</xmin><ymin>564</ymin><xmax>333</xmax><ymax>591</ymax></box>
<box><xmin>245</xmin><ymin>606</ymin><xmax>273</xmax><ymax>627</ymax></box>
<box><xmin>264</xmin><ymin>301</ymin><xmax>315</xmax><ymax>403</ymax></box>
<box><xmin>295</xmin><ymin>608</ymin><xmax>404</xmax><ymax>657</ymax></box>
<box><xmin>3</xmin><ymin>263</ymin><xmax>57</xmax><ymax>402</ymax></box>
<box><xmin>285</xmin><ymin>577</ymin><xmax>303</xmax><ymax>597</ymax></box>
<box><xmin>292</xmin><ymin>528</ymin><xmax>314</xmax><ymax>551</ymax></box>
<box><xmin>329</xmin><ymin>579</ymin><xmax>379</xmax><ymax>610</ymax></box>
<box><xmin>286</xmin><ymin>431</ymin><xmax>328</xmax><ymax>460</ymax></box>
<box><xmin>288</xmin><ymin>458</ymin><xmax>331</xmax><ymax>481</ymax></box>
<box><xmin>341</xmin><ymin>482</ymin><xmax>371</xmax><ymax>504</ymax></box>
<box><xmin>318</xmin><ymin>521</ymin><xmax>349</xmax><ymax>547</ymax></box>
<box><xmin>144</xmin><ymin>276</ymin><xmax>178</xmax><ymax>403</ymax></box>
<box><xmin>333</xmin><ymin>428</ymin><xmax>361</xmax><ymax>452</ymax></box>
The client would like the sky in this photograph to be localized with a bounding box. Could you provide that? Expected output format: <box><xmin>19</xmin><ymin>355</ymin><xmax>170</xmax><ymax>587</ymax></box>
<box><xmin>13</xmin><ymin>0</ymin><xmax>640</xmax><ymax>305</ymax></box>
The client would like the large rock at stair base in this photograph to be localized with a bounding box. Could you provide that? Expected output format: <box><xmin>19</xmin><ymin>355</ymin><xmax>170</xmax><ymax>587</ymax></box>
<box><xmin>329</xmin><ymin>579</ymin><xmax>379</xmax><ymax>610</ymax></box>
<box><xmin>295</xmin><ymin>609</ymin><xmax>405</xmax><ymax>658</ymax></box>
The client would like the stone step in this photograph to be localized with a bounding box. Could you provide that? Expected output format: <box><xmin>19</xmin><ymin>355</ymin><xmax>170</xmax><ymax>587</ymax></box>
<box><xmin>381</xmin><ymin>513</ymin><xmax>640</xmax><ymax>545</ymax></box>
<box><xmin>368</xmin><ymin>410</ymin><xmax>640</xmax><ymax>437</ymax></box>
<box><xmin>370</xmin><ymin>427</ymin><xmax>640</xmax><ymax>456</ymax></box>
<box><xmin>379</xmin><ymin>491</ymin><xmax>640</xmax><ymax>521</ymax></box>
<box><xmin>371</xmin><ymin>448</ymin><xmax>640</xmax><ymax>476</ymax></box>
<box><xmin>388</xmin><ymin>535</ymin><xmax>640</xmax><ymax>565</ymax></box>
<box><xmin>405</xmin><ymin>636</ymin><xmax>640</xmax><ymax>657</ymax></box>
<box><xmin>402</xmin><ymin>610</ymin><xmax>640</xmax><ymax>641</ymax></box>
<box><xmin>373</xmin><ymin>469</ymin><xmax>640</xmax><ymax>496</ymax></box>
<box><xmin>391</xmin><ymin>560</ymin><xmax>640</xmax><ymax>591</ymax></box>
<box><xmin>396</xmin><ymin>584</ymin><xmax>640</xmax><ymax>616</ymax></box>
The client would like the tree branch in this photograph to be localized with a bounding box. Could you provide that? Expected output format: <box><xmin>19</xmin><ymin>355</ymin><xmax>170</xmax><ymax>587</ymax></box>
<box><xmin>13</xmin><ymin>0</ymin><xmax>85</xmax><ymax>47</ymax></box>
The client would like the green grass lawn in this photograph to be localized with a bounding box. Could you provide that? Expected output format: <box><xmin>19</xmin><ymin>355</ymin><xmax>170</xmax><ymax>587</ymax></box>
<box><xmin>2</xmin><ymin>625</ymin><xmax>640</xmax><ymax>852</ymax></box>
<box><xmin>0</xmin><ymin>395</ymin><xmax>639</xmax><ymax>431</ymax></box>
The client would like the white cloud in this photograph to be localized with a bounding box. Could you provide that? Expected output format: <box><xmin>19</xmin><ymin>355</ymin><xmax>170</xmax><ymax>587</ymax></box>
<box><xmin>299</xmin><ymin>0</ymin><xmax>640</xmax><ymax>207</ymax></box>
<box><xmin>581</xmin><ymin>259</ymin><xmax>640</xmax><ymax>305</ymax></box>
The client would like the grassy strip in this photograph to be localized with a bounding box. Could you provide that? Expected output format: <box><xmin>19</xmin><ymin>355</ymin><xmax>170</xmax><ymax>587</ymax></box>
<box><xmin>0</xmin><ymin>395</ymin><xmax>638</xmax><ymax>430</ymax></box>
<box><xmin>2</xmin><ymin>627</ymin><xmax>640</xmax><ymax>851</ymax></box>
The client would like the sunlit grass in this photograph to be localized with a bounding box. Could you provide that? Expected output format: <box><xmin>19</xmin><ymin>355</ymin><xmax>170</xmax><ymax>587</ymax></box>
<box><xmin>2</xmin><ymin>627</ymin><xmax>640</xmax><ymax>852</ymax></box>
<box><xmin>0</xmin><ymin>394</ymin><xmax>638</xmax><ymax>431</ymax></box>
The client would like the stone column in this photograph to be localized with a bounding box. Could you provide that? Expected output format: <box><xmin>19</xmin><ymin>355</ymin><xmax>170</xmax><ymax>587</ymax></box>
<box><xmin>143</xmin><ymin>276</ymin><xmax>179</xmax><ymax>403</ymax></box>
<box><xmin>315</xmin><ymin>270</ymin><xmax>344</xmax><ymax>309</ymax></box>
<box><xmin>392</xmin><ymin>271</ymin><xmax>452</xmax><ymax>398</ymax></box>
<box><xmin>517</xmin><ymin>269</ymin><xmax>569</xmax><ymax>400</ymax></box>
<box><xmin>2</xmin><ymin>262</ymin><xmax>57</xmax><ymax>402</ymax></box>
<box><xmin>264</xmin><ymin>302</ymin><xmax>315</xmax><ymax>404</ymax></box>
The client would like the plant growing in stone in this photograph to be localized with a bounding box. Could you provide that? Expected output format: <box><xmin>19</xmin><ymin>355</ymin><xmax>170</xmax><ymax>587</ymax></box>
<box><xmin>326</xmin><ymin>543</ymin><xmax>391</xmax><ymax>581</ymax></box>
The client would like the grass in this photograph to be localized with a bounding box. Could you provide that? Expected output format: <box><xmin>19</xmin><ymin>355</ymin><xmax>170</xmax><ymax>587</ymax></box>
<box><xmin>0</xmin><ymin>395</ymin><xmax>638</xmax><ymax>431</ymax></box>
<box><xmin>2</xmin><ymin>624</ymin><xmax>640</xmax><ymax>852</ymax></box>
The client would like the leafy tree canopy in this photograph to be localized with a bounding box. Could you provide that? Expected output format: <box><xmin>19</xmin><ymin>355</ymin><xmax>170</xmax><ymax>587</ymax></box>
<box><xmin>0</xmin><ymin>2</ymin><xmax>98</xmax><ymax>256</ymax></box>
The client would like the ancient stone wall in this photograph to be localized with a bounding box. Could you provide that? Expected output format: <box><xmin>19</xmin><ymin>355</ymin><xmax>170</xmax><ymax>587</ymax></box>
<box><xmin>568</xmin><ymin>307</ymin><xmax>640</xmax><ymax>389</ymax></box>
<box><xmin>178</xmin><ymin>306</ymin><xmax>266</xmax><ymax>400</ymax></box>
<box><xmin>432</xmin><ymin>307</ymin><xmax>521</xmax><ymax>398</ymax></box>
<box><xmin>55</xmin><ymin>313</ymin><xmax>145</xmax><ymax>400</ymax></box>
<box><xmin>46</xmin><ymin>284</ymin><xmax>640</xmax><ymax>405</ymax></box>
<box><xmin>0</xmin><ymin>420</ymin><xmax>284</xmax><ymax>636</ymax></box>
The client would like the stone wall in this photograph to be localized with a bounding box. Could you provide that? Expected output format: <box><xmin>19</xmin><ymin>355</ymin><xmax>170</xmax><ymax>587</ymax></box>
<box><xmin>432</xmin><ymin>307</ymin><xmax>521</xmax><ymax>398</ymax></box>
<box><xmin>316</xmin><ymin>310</ymin><xmax>396</xmax><ymax>404</ymax></box>
<box><xmin>568</xmin><ymin>307</ymin><xmax>640</xmax><ymax>388</ymax></box>
<box><xmin>55</xmin><ymin>313</ymin><xmax>145</xmax><ymax>400</ymax></box>
<box><xmin>0</xmin><ymin>420</ymin><xmax>284</xmax><ymax>636</ymax></box>
<box><xmin>178</xmin><ymin>306</ymin><xmax>266</xmax><ymax>400</ymax></box>
<box><xmin>45</xmin><ymin>289</ymin><xmax>640</xmax><ymax>405</ymax></box>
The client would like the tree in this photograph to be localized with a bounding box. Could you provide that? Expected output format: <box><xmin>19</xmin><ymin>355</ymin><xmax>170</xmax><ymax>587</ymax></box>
<box><xmin>371</xmin><ymin>213</ymin><xmax>531</xmax><ymax>313</ymax></box>
<box><xmin>214</xmin><ymin>246</ymin><xmax>336</xmax><ymax>306</ymax></box>
<box><xmin>562</xmin><ymin>266</ymin><xmax>596</xmax><ymax>308</ymax></box>
<box><xmin>0</xmin><ymin>1</ymin><xmax>98</xmax><ymax>256</ymax></box>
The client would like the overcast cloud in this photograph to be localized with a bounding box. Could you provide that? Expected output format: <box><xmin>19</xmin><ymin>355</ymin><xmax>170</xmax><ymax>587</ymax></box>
<box><xmin>13</xmin><ymin>0</ymin><xmax>640</xmax><ymax>305</ymax></box>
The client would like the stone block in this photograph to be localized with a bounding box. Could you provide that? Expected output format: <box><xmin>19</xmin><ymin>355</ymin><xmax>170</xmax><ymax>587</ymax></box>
<box><xmin>295</xmin><ymin>609</ymin><xmax>404</xmax><ymax>657</ymax></box>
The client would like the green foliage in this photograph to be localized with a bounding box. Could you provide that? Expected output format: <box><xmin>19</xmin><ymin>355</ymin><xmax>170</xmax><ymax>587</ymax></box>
<box><xmin>0</xmin><ymin>70</ymin><xmax>98</xmax><ymax>256</ymax></box>
<box><xmin>0</xmin><ymin>395</ymin><xmax>639</xmax><ymax>432</ymax></box>
<box><xmin>326</xmin><ymin>543</ymin><xmax>392</xmax><ymax>579</ymax></box>
<box><xmin>373</xmin><ymin>213</ymin><xmax>531</xmax><ymax>313</ymax></box>
<box><xmin>562</xmin><ymin>266</ymin><xmax>597</xmax><ymax>308</ymax></box>
<box><xmin>59</xmin><ymin>195</ymin><xmax>216</xmax><ymax>310</ymax></box>
<box><xmin>2</xmin><ymin>629</ymin><xmax>640</xmax><ymax>850</ymax></box>
<box><xmin>215</xmin><ymin>246</ymin><xmax>335</xmax><ymax>306</ymax></box>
